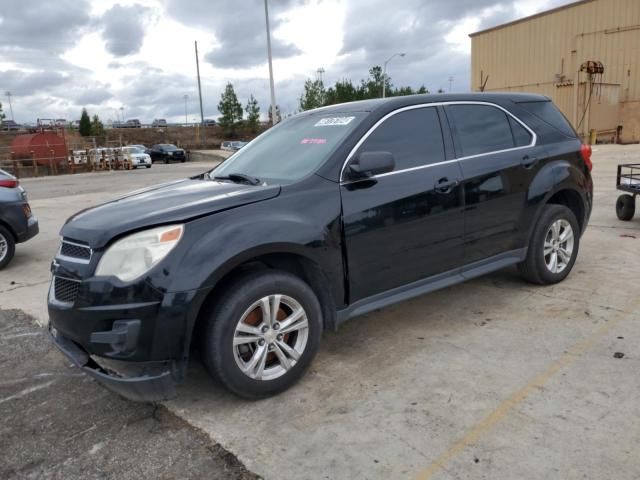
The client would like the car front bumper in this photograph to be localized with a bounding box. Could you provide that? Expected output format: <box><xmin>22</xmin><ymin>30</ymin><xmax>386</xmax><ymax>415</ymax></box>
<box><xmin>47</xmin><ymin>272</ymin><xmax>207</xmax><ymax>402</ymax></box>
<box><xmin>49</xmin><ymin>325</ymin><xmax>176</xmax><ymax>402</ymax></box>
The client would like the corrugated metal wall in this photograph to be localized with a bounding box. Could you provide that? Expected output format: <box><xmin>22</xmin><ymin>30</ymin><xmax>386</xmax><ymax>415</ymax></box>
<box><xmin>470</xmin><ymin>0</ymin><xmax>640</xmax><ymax>142</ymax></box>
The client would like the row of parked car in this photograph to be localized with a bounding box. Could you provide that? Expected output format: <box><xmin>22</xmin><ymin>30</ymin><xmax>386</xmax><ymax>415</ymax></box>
<box><xmin>70</xmin><ymin>143</ymin><xmax>187</xmax><ymax>167</ymax></box>
<box><xmin>112</xmin><ymin>119</ymin><xmax>218</xmax><ymax>128</ymax></box>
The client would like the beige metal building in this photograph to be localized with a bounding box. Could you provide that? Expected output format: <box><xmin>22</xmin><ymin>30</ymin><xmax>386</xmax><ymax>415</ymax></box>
<box><xmin>470</xmin><ymin>0</ymin><xmax>640</xmax><ymax>143</ymax></box>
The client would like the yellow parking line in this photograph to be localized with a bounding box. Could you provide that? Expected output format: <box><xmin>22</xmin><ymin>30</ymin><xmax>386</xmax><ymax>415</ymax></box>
<box><xmin>415</xmin><ymin>308</ymin><xmax>630</xmax><ymax>480</ymax></box>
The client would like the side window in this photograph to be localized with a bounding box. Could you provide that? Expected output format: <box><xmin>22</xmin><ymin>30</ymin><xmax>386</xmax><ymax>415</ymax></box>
<box><xmin>447</xmin><ymin>105</ymin><xmax>515</xmax><ymax>157</ymax></box>
<box><xmin>508</xmin><ymin>116</ymin><xmax>532</xmax><ymax>147</ymax></box>
<box><xmin>358</xmin><ymin>107</ymin><xmax>445</xmax><ymax>170</ymax></box>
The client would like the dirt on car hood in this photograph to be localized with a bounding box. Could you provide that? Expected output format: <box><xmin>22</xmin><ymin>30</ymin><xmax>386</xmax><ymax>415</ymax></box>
<box><xmin>60</xmin><ymin>178</ymin><xmax>281</xmax><ymax>248</ymax></box>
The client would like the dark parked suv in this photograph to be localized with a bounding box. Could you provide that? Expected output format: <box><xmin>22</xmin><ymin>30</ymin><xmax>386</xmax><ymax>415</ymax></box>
<box><xmin>0</xmin><ymin>169</ymin><xmax>39</xmax><ymax>269</ymax></box>
<box><xmin>48</xmin><ymin>94</ymin><xmax>593</xmax><ymax>401</ymax></box>
<box><xmin>149</xmin><ymin>144</ymin><xmax>187</xmax><ymax>163</ymax></box>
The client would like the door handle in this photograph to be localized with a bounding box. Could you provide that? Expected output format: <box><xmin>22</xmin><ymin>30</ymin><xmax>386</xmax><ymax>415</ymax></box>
<box><xmin>435</xmin><ymin>177</ymin><xmax>459</xmax><ymax>194</ymax></box>
<box><xmin>521</xmin><ymin>155</ymin><xmax>539</xmax><ymax>169</ymax></box>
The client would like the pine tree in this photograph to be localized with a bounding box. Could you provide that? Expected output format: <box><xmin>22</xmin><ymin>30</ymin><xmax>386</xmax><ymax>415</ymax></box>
<box><xmin>299</xmin><ymin>79</ymin><xmax>325</xmax><ymax>111</ymax></box>
<box><xmin>79</xmin><ymin>108</ymin><xmax>92</xmax><ymax>136</ymax></box>
<box><xmin>245</xmin><ymin>95</ymin><xmax>260</xmax><ymax>133</ymax></box>
<box><xmin>91</xmin><ymin>114</ymin><xmax>105</xmax><ymax>137</ymax></box>
<box><xmin>217</xmin><ymin>83</ymin><xmax>243</xmax><ymax>136</ymax></box>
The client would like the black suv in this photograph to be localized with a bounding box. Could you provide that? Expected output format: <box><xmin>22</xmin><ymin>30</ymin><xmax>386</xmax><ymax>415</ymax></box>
<box><xmin>0</xmin><ymin>169</ymin><xmax>39</xmax><ymax>269</ymax></box>
<box><xmin>149</xmin><ymin>144</ymin><xmax>187</xmax><ymax>163</ymax></box>
<box><xmin>48</xmin><ymin>94</ymin><xmax>593</xmax><ymax>401</ymax></box>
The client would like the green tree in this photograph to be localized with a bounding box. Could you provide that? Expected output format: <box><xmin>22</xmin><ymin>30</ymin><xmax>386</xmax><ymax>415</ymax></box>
<box><xmin>91</xmin><ymin>114</ymin><xmax>105</xmax><ymax>137</ymax></box>
<box><xmin>299</xmin><ymin>78</ymin><xmax>325</xmax><ymax>111</ymax></box>
<box><xmin>217</xmin><ymin>83</ymin><xmax>243</xmax><ymax>135</ymax></box>
<box><xmin>361</xmin><ymin>66</ymin><xmax>391</xmax><ymax>99</ymax></box>
<box><xmin>79</xmin><ymin>108</ymin><xmax>92</xmax><ymax>136</ymax></box>
<box><xmin>417</xmin><ymin>85</ymin><xmax>429</xmax><ymax>94</ymax></box>
<box><xmin>392</xmin><ymin>86</ymin><xmax>415</xmax><ymax>96</ymax></box>
<box><xmin>245</xmin><ymin>94</ymin><xmax>260</xmax><ymax>133</ymax></box>
<box><xmin>324</xmin><ymin>79</ymin><xmax>359</xmax><ymax>105</ymax></box>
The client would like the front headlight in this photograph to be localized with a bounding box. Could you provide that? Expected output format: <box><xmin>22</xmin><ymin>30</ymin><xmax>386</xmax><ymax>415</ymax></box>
<box><xmin>95</xmin><ymin>225</ymin><xmax>184</xmax><ymax>282</ymax></box>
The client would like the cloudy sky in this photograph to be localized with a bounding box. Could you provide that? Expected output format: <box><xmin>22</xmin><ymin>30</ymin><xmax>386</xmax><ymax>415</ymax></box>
<box><xmin>0</xmin><ymin>0</ymin><xmax>575</xmax><ymax>124</ymax></box>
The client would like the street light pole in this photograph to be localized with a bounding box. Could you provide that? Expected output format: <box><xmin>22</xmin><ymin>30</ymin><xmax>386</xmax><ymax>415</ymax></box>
<box><xmin>264</xmin><ymin>0</ymin><xmax>278</xmax><ymax>125</ymax></box>
<box><xmin>5</xmin><ymin>91</ymin><xmax>14</xmax><ymax>121</ymax></box>
<box><xmin>183</xmin><ymin>94</ymin><xmax>189</xmax><ymax>125</ymax></box>
<box><xmin>382</xmin><ymin>53</ymin><xmax>405</xmax><ymax>98</ymax></box>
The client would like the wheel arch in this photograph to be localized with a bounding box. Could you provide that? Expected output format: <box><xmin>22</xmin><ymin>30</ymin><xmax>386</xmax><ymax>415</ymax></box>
<box><xmin>546</xmin><ymin>188</ymin><xmax>586</xmax><ymax>233</ymax></box>
<box><xmin>185</xmin><ymin>249</ymin><xmax>338</xmax><ymax>365</ymax></box>
<box><xmin>0</xmin><ymin>218</ymin><xmax>17</xmax><ymax>241</ymax></box>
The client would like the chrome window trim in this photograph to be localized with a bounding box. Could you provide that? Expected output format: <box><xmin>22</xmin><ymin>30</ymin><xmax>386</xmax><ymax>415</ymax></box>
<box><xmin>339</xmin><ymin>101</ymin><xmax>537</xmax><ymax>184</ymax></box>
<box><xmin>57</xmin><ymin>239</ymin><xmax>93</xmax><ymax>265</ymax></box>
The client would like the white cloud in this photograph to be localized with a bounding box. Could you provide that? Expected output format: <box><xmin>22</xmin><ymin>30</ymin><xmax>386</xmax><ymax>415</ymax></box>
<box><xmin>1</xmin><ymin>0</ymin><xmax>578</xmax><ymax>123</ymax></box>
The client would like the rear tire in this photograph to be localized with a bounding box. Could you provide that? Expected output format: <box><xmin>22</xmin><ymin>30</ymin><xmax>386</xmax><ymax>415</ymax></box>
<box><xmin>0</xmin><ymin>225</ymin><xmax>16</xmax><ymax>270</ymax></box>
<box><xmin>616</xmin><ymin>194</ymin><xmax>635</xmax><ymax>221</ymax></box>
<box><xmin>518</xmin><ymin>204</ymin><xmax>580</xmax><ymax>285</ymax></box>
<box><xmin>201</xmin><ymin>270</ymin><xmax>322</xmax><ymax>399</ymax></box>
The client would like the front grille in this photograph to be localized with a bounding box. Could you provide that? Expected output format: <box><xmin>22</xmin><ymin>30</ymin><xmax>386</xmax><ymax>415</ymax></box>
<box><xmin>60</xmin><ymin>239</ymin><xmax>92</xmax><ymax>262</ymax></box>
<box><xmin>54</xmin><ymin>277</ymin><xmax>80</xmax><ymax>304</ymax></box>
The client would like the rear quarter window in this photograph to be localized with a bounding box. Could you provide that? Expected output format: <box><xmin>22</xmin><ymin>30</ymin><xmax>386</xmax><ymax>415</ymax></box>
<box><xmin>446</xmin><ymin>104</ymin><xmax>516</xmax><ymax>157</ymax></box>
<box><xmin>516</xmin><ymin>100</ymin><xmax>576</xmax><ymax>137</ymax></box>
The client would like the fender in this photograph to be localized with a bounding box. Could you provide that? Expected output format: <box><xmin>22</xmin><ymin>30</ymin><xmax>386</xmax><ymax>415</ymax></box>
<box><xmin>522</xmin><ymin>156</ymin><xmax>591</xmax><ymax>243</ymax></box>
<box><xmin>159</xmin><ymin>173</ymin><xmax>345</xmax><ymax>306</ymax></box>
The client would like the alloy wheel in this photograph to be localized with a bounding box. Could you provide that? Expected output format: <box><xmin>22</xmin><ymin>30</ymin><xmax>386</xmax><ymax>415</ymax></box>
<box><xmin>233</xmin><ymin>294</ymin><xmax>309</xmax><ymax>381</ymax></box>
<box><xmin>0</xmin><ymin>232</ymin><xmax>7</xmax><ymax>262</ymax></box>
<box><xmin>543</xmin><ymin>219</ymin><xmax>574</xmax><ymax>274</ymax></box>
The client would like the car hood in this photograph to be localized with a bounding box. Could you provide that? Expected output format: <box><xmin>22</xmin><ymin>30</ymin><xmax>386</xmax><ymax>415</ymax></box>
<box><xmin>61</xmin><ymin>178</ymin><xmax>281</xmax><ymax>248</ymax></box>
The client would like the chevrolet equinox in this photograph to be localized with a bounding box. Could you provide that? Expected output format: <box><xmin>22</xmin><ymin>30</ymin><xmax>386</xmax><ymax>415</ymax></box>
<box><xmin>48</xmin><ymin>94</ymin><xmax>593</xmax><ymax>401</ymax></box>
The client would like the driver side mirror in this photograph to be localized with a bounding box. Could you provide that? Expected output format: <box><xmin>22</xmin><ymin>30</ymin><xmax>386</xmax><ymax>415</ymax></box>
<box><xmin>348</xmin><ymin>151</ymin><xmax>395</xmax><ymax>179</ymax></box>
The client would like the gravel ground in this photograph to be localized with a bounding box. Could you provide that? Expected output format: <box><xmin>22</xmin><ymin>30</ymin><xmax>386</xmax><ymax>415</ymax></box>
<box><xmin>0</xmin><ymin>308</ymin><xmax>258</xmax><ymax>480</ymax></box>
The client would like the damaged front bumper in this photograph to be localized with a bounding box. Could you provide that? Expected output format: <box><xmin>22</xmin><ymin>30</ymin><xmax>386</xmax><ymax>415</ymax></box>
<box><xmin>49</xmin><ymin>325</ymin><xmax>176</xmax><ymax>402</ymax></box>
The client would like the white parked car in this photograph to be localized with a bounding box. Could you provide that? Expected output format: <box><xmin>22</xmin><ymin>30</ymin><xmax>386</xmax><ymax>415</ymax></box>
<box><xmin>122</xmin><ymin>146</ymin><xmax>152</xmax><ymax>168</ymax></box>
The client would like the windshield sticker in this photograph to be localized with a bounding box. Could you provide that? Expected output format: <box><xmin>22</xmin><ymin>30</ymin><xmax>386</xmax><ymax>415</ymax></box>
<box><xmin>315</xmin><ymin>116</ymin><xmax>355</xmax><ymax>127</ymax></box>
<box><xmin>300</xmin><ymin>138</ymin><xmax>327</xmax><ymax>145</ymax></box>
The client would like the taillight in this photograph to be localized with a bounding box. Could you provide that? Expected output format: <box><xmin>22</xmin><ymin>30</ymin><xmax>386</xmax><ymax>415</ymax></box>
<box><xmin>0</xmin><ymin>179</ymin><xmax>19</xmax><ymax>188</ymax></box>
<box><xmin>23</xmin><ymin>203</ymin><xmax>32</xmax><ymax>218</ymax></box>
<box><xmin>580</xmin><ymin>144</ymin><xmax>593</xmax><ymax>172</ymax></box>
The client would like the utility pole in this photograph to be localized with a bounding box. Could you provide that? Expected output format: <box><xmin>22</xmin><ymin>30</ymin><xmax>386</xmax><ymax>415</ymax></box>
<box><xmin>5</xmin><ymin>91</ymin><xmax>14</xmax><ymax>121</ymax></box>
<box><xmin>382</xmin><ymin>53</ymin><xmax>405</xmax><ymax>98</ymax></box>
<box><xmin>195</xmin><ymin>41</ymin><xmax>205</xmax><ymax>131</ymax></box>
<box><xmin>183</xmin><ymin>94</ymin><xmax>189</xmax><ymax>125</ymax></box>
<box><xmin>317</xmin><ymin>67</ymin><xmax>325</xmax><ymax>82</ymax></box>
<box><xmin>448</xmin><ymin>76</ymin><xmax>454</xmax><ymax>92</ymax></box>
<box><xmin>264</xmin><ymin>0</ymin><xmax>278</xmax><ymax>125</ymax></box>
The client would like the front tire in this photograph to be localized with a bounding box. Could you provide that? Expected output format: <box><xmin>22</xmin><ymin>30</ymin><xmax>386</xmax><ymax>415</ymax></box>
<box><xmin>518</xmin><ymin>205</ymin><xmax>580</xmax><ymax>285</ymax></box>
<box><xmin>0</xmin><ymin>225</ymin><xmax>16</xmax><ymax>270</ymax></box>
<box><xmin>616</xmin><ymin>194</ymin><xmax>635</xmax><ymax>221</ymax></box>
<box><xmin>201</xmin><ymin>270</ymin><xmax>322</xmax><ymax>399</ymax></box>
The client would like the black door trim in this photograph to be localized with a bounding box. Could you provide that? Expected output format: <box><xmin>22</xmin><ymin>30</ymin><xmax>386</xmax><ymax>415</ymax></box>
<box><xmin>336</xmin><ymin>247</ymin><xmax>527</xmax><ymax>326</ymax></box>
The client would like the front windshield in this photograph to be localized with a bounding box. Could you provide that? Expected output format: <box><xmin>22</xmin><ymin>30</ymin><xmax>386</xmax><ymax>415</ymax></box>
<box><xmin>160</xmin><ymin>144</ymin><xmax>178</xmax><ymax>150</ymax></box>
<box><xmin>125</xmin><ymin>147</ymin><xmax>144</xmax><ymax>153</ymax></box>
<box><xmin>211</xmin><ymin>112</ymin><xmax>365</xmax><ymax>184</ymax></box>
